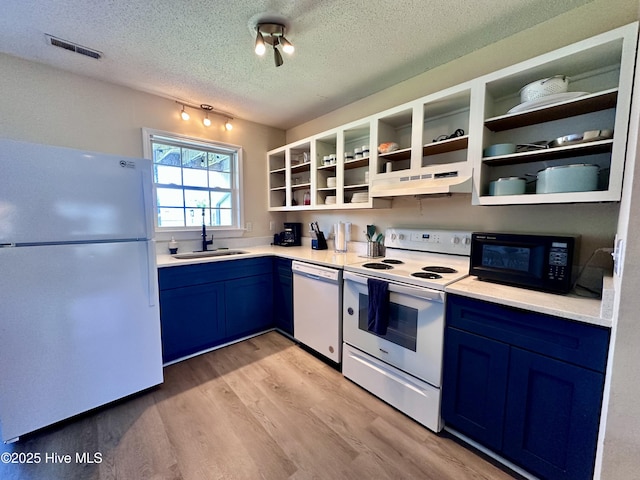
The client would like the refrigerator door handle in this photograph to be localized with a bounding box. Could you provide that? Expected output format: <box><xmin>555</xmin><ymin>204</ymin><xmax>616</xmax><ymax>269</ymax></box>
<box><xmin>141</xmin><ymin>168</ymin><xmax>155</xmax><ymax>239</ymax></box>
<box><xmin>146</xmin><ymin>241</ymin><xmax>158</xmax><ymax>307</ymax></box>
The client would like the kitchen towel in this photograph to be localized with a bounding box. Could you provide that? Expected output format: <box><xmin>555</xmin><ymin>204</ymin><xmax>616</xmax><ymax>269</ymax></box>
<box><xmin>367</xmin><ymin>278</ymin><xmax>389</xmax><ymax>336</ymax></box>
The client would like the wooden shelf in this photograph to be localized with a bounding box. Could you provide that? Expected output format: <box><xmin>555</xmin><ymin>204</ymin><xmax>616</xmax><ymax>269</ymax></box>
<box><xmin>291</xmin><ymin>163</ymin><xmax>311</xmax><ymax>172</ymax></box>
<box><xmin>482</xmin><ymin>139</ymin><xmax>613</xmax><ymax>166</ymax></box>
<box><xmin>423</xmin><ymin>135</ymin><xmax>469</xmax><ymax>156</ymax></box>
<box><xmin>485</xmin><ymin>89</ymin><xmax>618</xmax><ymax>132</ymax></box>
<box><xmin>344</xmin><ymin>157</ymin><xmax>370</xmax><ymax>170</ymax></box>
<box><xmin>379</xmin><ymin>147</ymin><xmax>411</xmax><ymax>162</ymax></box>
<box><xmin>317</xmin><ymin>164</ymin><xmax>337</xmax><ymax>171</ymax></box>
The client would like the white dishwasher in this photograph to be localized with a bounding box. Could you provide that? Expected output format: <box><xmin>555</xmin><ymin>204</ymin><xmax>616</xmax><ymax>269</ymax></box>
<box><xmin>292</xmin><ymin>260</ymin><xmax>343</xmax><ymax>363</ymax></box>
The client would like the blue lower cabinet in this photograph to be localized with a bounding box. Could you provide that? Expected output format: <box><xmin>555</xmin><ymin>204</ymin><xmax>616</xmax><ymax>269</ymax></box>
<box><xmin>159</xmin><ymin>282</ymin><xmax>225</xmax><ymax>362</ymax></box>
<box><xmin>273</xmin><ymin>258</ymin><xmax>293</xmax><ymax>335</ymax></box>
<box><xmin>158</xmin><ymin>257</ymin><xmax>276</xmax><ymax>363</ymax></box>
<box><xmin>442</xmin><ymin>328</ymin><xmax>509</xmax><ymax>452</ymax></box>
<box><xmin>225</xmin><ymin>273</ymin><xmax>273</xmax><ymax>338</ymax></box>
<box><xmin>503</xmin><ymin>348</ymin><xmax>605</xmax><ymax>480</ymax></box>
<box><xmin>443</xmin><ymin>294</ymin><xmax>609</xmax><ymax>480</ymax></box>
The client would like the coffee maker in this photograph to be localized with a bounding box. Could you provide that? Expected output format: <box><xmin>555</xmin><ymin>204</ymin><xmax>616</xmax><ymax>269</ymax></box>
<box><xmin>275</xmin><ymin>222</ymin><xmax>302</xmax><ymax>247</ymax></box>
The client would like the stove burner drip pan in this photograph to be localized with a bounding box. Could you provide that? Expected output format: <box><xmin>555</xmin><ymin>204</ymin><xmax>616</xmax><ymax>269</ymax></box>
<box><xmin>422</xmin><ymin>266</ymin><xmax>458</xmax><ymax>274</ymax></box>
<box><xmin>362</xmin><ymin>263</ymin><xmax>394</xmax><ymax>270</ymax></box>
<box><xmin>381</xmin><ymin>259</ymin><xmax>404</xmax><ymax>265</ymax></box>
<box><xmin>411</xmin><ymin>272</ymin><xmax>443</xmax><ymax>279</ymax></box>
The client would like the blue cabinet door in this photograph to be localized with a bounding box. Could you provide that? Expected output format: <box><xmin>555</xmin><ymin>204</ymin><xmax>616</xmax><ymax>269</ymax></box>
<box><xmin>225</xmin><ymin>273</ymin><xmax>274</xmax><ymax>339</ymax></box>
<box><xmin>442</xmin><ymin>328</ymin><xmax>510</xmax><ymax>451</ymax></box>
<box><xmin>159</xmin><ymin>282</ymin><xmax>225</xmax><ymax>363</ymax></box>
<box><xmin>273</xmin><ymin>258</ymin><xmax>293</xmax><ymax>335</ymax></box>
<box><xmin>503</xmin><ymin>347</ymin><xmax>605</xmax><ymax>480</ymax></box>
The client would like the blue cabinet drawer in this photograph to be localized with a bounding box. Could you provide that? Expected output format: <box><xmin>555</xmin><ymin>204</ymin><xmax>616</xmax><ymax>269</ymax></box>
<box><xmin>159</xmin><ymin>257</ymin><xmax>273</xmax><ymax>290</ymax></box>
<box><xmin>446</xmin><ymin>295</ymin><xmax>609</xmax><ymax>372</ymax></box>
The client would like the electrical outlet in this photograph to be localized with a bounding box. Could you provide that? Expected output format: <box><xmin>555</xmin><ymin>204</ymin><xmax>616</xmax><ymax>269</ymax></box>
<box><xmin>269</xmin><ymin>221</ymin><xmax>275</xmax><ymax>231</ymax></box>
<box><xmin>245</xmin><ymin>222</ymin><xmax>252</xmax><ymax>232</ymax></box>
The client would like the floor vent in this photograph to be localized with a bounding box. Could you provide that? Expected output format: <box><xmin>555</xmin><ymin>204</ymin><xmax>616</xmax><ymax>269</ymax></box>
<box><xmin>45</xmin><ymin>34</ymin><xmax>102</xmax><ymax>60</ymax></box>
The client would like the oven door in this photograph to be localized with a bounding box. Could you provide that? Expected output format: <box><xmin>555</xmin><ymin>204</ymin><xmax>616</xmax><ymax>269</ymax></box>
<box><xmin>342</xmin><ymin>271</ymin><xmax>445</xmax><ymax>386</ymax></box>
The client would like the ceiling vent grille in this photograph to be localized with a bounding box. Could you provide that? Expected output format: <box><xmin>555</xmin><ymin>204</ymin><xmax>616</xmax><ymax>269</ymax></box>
<box><xmin>45</xmin><ymin>34</ymin><xmax>102</xmax><ymax>60</ymax></box>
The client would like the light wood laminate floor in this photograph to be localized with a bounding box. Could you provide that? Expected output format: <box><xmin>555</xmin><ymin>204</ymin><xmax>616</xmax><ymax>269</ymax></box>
<box><xmin>0</xmin><ymin>332</ymin><xmax>520</xmax><ymax>479</ymax></box>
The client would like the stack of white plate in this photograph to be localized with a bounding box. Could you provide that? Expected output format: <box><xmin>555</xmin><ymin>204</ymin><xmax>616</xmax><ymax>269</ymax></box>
<box><xmin>351</xmin><ymin>192</ymin><xmax>369</xmax><ymax>203</ymax></box>
<box><xmin>325</xmin><ymin>195</ymin><xmax>336</xmax><ymax>205</ymax></box>
<box><xmin>327</xmin><ymin>177</ymin><xmax>337</xmax><ymax>188</ymax></box>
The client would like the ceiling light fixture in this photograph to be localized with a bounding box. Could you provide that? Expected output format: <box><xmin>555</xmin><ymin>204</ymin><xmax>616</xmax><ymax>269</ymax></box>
<box><xmin>254</xmin><ymin>22</ymin><xmax>294</xmax><ymax>67</ymax></box>
<box><xmin>180</xmin><ymin>105</ymin><xmax>190</xmax><ymax>121</ymax></box>
<box><xmin>175</xmin><ymin>102</ymin><xmax>235</xmax><ymax>131</ymax></box>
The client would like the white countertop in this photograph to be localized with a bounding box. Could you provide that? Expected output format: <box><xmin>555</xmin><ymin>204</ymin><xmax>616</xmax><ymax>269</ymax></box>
<box><xmin>156</xmin><ymin>244</ymin><xmax>363</xmax><ymax>269</ymax></box>
<box><xmin>445</xmin><ymin>276</ymin><xmax>612</xmax><ymax>328</ymax></box>
<box><xmin>157</xmin><ymin>244</ymin><xmax>612</xmax><ymax>328</ymax></box>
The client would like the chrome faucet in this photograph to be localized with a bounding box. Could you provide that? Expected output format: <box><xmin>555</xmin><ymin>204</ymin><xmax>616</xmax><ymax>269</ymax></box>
<box><xmin>201</xmin><ymin>208</ymin><xmax>213</xmax><ymax>252</ymax></box>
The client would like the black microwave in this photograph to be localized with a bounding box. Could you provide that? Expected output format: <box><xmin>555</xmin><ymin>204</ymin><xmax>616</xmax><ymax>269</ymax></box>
<box><xmin>469</xmin><ymin>232</ymin><xmax>578</xmax><ymax>294</ymax></box>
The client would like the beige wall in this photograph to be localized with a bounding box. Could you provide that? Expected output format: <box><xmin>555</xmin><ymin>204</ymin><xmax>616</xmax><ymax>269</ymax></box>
<box><xmin>0</xmin><ymin>53</ymin><xmax>286</xmax><ymax>241</ymax></box>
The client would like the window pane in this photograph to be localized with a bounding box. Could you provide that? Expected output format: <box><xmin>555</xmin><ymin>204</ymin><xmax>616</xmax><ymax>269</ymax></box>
<box><xmin>184</xmin><ymin>189</ymin><xmax>210</xmax><ymax>208</ymax></box>
<box><xmin>157</xmin><ymin>207</ymin><xmax>185</xmax><ymax>227</ymax></box>
<box><xmin>154</xmin><ymin>145</ymin><xmax>181</xmax><ymax>166</ymax></box>
<box><xmin>149</xmin><ymin>133</ymin><xmax>240</xmax><ymax>231</ymax></box>
<box><xmin>211</xmin><ymin>191</ymin><xmax>231</xmax><ymax>209</ymax></box>
<box><xmin>207</xmin><ymin>153</ymin><xmax>231</xmax><ymax>172</ymax></box>
<box><xmin>182</xmin><ymin>148</ymin><xmax>207</xmax><ymax>170</ymax></box>
<box><xmin>212</xmin><ymin>208</ymin><xmax>232</xmax><ymax>226</ymax></box>
<box><xmin>208</xmin><ymin>171</ymin><xmax>231</xmax><ymax>189</ymax></box>
<box><xmin>155</xmin><ymin>165</ymin><xmax>182</xmax><ymax>185</ymax></box>
<box><xmin>156</xmin><ymin>188</ymin><xmax>184</xmax><ymax>207</ymax></box>
<box><xmin>186</xmin><ymin>208</ymin><xmax>210</xmax><ymax>227</ymax></box>
<box><xmin>183</xmin><ymin>168</ymin><xmax>208</xmax><ymax>187</ymax></box>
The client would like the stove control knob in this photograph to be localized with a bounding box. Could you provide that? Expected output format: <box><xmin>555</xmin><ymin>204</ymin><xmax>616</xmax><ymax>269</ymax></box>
<box><xmin>390</xmin><ymin>233</ymin><xmax>397</xmax><ymax>240</ymax></box>
<box><xmin>451</xmin><ymin>236</ymin><xmax>461</xmax><ymax>245</ymax></box>
<box><xmin>463</xmin><ymin>236</ymin><xmax>471</xmax><ymax>245</ymax></box>
<box><xmin>399</xmin><ymin>234</ymin><xmax>405</xmax><ymax>240</ymax></box>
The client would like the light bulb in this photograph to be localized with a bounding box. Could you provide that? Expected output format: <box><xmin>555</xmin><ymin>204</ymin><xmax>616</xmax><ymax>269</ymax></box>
<box><xmin>180</xmin><ymin>107</ymin><xmax>190</xmax><ymax>121</ymax></box>
<box><xmin>255</xmin><ymin>31</ymin><xmax>266</xmax><ymax>55</ymax></box>
<box><xmin>203</xmin><ymin>115</ymin><xmax>211</xmax><ymax>127</ymax></box>
<box><xmin>225</xmin><ymin>119</ymin><xmax>233</xmax><ymax>131</ymax></box>
<box><xmin>281</xmin><ymin>37</ymin><xmax>294</xmax><ymax>54</ymax></box>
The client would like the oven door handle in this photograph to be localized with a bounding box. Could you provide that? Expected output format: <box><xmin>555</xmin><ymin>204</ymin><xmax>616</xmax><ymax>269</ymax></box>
<box><xmin>343</xmin><ymin>271</ymin><xmax>444</xmax><ymax>303</ymax></box>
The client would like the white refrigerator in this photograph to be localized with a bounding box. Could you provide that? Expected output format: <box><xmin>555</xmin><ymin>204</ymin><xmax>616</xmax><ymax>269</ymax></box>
<box><xmin>0</xmin><ymin>138</ymin><xmax>163</xmax><ymax>443</ymax></box>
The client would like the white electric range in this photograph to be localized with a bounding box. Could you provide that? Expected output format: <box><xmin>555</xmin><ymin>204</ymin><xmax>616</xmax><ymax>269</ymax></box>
<box><xmin>342</xmin><ymin>228</ymin><xmax>471</xmax><ymax>432</ymax></box>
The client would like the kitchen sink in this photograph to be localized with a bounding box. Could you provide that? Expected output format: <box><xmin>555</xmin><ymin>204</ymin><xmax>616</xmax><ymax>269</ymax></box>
<box><xmin>172</xmin><ymin>250</ymin><xmax>248</xmax><ymax>259</ymax></box>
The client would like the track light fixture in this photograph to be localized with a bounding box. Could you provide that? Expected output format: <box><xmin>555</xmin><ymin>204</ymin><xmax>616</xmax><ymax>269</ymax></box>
<box><xmin>175</xmin><ymin>102</ymin><xmax>234</xmax><ymax>130</ymax></box>
<box><xmin>254</xmin><ymin>22</ymin><xmax>294</xmax><ymax>67</ymax></box>
<box><xmin>180</xmin><ymin>105</ymin><xmax>190</xmax><ymax>121</ymax></box>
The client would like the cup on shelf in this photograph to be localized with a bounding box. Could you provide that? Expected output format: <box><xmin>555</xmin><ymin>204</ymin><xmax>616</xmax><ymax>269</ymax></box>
<box><xmin>386</xmin><ymin>162</ymin><xmax>393</xmax><ymax>173</ymax></box>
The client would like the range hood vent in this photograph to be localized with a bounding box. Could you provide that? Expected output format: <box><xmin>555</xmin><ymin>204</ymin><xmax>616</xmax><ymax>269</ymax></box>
<box><xmin>370</xmin><ymin>171</ymin><xmax>472</xmax><ymax>197</ymax></box>
<box><xmin>46</xmin><ymin>34</ymin><xmax>102</xmax><ymax>60</ymax></box>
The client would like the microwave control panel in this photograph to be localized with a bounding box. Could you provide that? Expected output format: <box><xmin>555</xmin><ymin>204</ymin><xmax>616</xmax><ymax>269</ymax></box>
<box><xmin>547</xmin><ymin>242</ymin><xmax>570</xmax><ymax>281</ymax></box>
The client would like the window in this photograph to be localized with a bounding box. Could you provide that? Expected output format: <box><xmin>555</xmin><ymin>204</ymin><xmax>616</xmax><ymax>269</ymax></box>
<box><xmin>143</xmin><ymin>129</ymin><xmax>243</xmax><ymax>230</ymax></box>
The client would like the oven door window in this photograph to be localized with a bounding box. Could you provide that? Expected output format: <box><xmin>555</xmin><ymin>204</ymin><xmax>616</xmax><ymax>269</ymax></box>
<box><xmin>357</xmin><ymin>293</ymin><xmax>418</xmax><ymax>351</ymax></box>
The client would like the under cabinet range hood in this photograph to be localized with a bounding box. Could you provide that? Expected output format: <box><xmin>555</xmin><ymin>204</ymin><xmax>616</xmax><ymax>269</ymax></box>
<box><xmin>370</xmin><ymin>171</ymin><xmax>472</xmax><ymax>197</ymax></box>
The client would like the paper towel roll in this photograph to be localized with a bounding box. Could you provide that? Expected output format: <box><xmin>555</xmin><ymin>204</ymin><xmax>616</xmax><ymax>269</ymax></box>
<box><xmin>334</xmin><ymin>222</ymin><xmax>347</xmax><ymax>253</ymax></box>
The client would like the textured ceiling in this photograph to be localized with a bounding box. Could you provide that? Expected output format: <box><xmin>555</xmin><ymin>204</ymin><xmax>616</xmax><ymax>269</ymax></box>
<box><xmin>0</xmin><ymin>0</ymin><xmax>592</xmax><ymax>130</ymax></box>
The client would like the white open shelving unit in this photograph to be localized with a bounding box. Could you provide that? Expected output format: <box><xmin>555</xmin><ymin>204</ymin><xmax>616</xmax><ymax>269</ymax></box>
<box><xmin>267</xmin><ymin>22</ymin><xmax>639</xmax><ymax>211</ymax></box>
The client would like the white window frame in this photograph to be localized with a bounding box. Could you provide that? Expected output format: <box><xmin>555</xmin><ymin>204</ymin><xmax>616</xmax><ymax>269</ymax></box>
<box><xmin>142</xmin><ymin>128</ymin><xmax>245</xmax><ymax>240</ymax></box>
